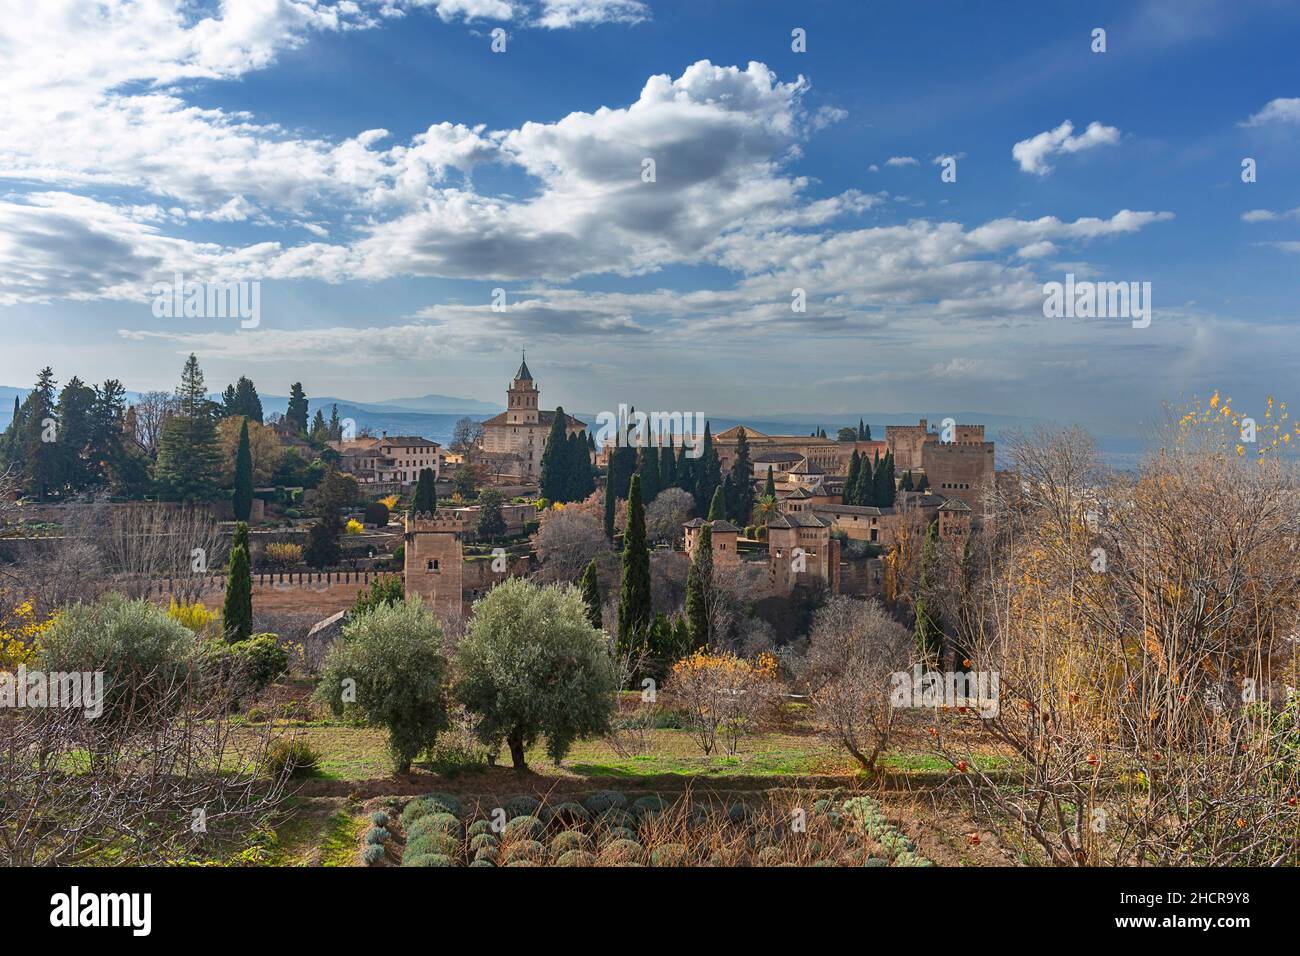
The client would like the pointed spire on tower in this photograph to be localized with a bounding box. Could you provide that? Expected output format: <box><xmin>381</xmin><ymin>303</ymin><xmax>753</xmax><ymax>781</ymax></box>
<box><xmin>514</xmin><ymin>349</ymin><xmax>533</xmax><ymax>382</ymax></box>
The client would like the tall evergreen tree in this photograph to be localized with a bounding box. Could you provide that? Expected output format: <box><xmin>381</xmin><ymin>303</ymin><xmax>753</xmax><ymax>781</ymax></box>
<box><xmin>694</xmin><ymin>421</ymin><xmax>721</xmax><ymax>515</ymax></box>
<box><xmin>304</xmin><ymin>516</ymin><xmax>341</xmax><ymax>568</ymax></box>
<box><xmin>763</xmin><ymin>465</ymin><xmax>776</xmax><ymax>500</ymax></box>
<box><xmin>637</xmin><ymin>447</ymin><xmax>662</xmax><ymax>504</ymax></box>
<box><xmin>858</xmin><ymin>418</ymin><xmax>867</xmax><ymax>441</ymax></box>
<box><xmin>843</xmin><ymin>450</ymin><xmax>861</xmax><ymax>506</ymax></box>
<box><xmin>658</xmin><ymin>444</ymin><xmax>676</xmax><ymax>492</ymax></box>
<box><xmin>328</xmin><ymin>403</ymin><xmax>341</xmax><ymax>440</ymax></box>
<box><xmin>875</xmin><ymin>451</ymin><xmax>896</xmax><ymax>507</ymax></box>
<box><xmin>539</xmin><ymin>407</ymin><xmax>572</xmax><ymax>502</ymax></box>
<box><xmin>412</xmin><ymin>467</ymin><xmax>437</xmax><ymax>515</ymax></box>
<box><xmin>55</xmin><ymin>376</ymin><xmax>96</xmax><ymax>491</ymax></box>
<box><xmin>616</xmin><ymin>474</ymin><xmax>652</xmax><ymax>651</ymax></box>
<box><xmin>915</xmin><ymin>472</ymin><xmax>929</xmax><ymax>492</ymax></box>
<box><xmin>675</xmin><ymin>443</ymin><xmax>693</xmax><ymax>494</ymax></box>
<box><xmin>726</xmin><ymin>426</ymin><xmax>754</xmax><ymax>525</ymax></box>
<box><xmin>23</xmin><ymin>367</ymin><xmax>62</xmax><ymax>499</ymax></box>
<box><xmin>88</xmin><ymin>379</ymin><xmax>127</xmax><ymax>485</ymax></box>
<box><xmin>223</xmin><ymin>521</ymin><xmax>253</xmax><ymax>642</ymax></box>
<box><xmin>685</xmin><ymin>522</ymin><xmax>714</xmax><ymax>649</ymax></box>
<box><xmin>900</xmin><ymin>470</ymin><xmax>914</xmax><ymax>492</ymax></box>
<box><xmin>566</xmin><ymin>430</ymin><xmax>595</xmax><ymax>501</ymax></box>
<box><xmin>232</xmin><ymin>418</ymin><xmax>254</xmax><ymax>521</ymax></box>
<box><xmin>154</xmin><ymin>355</ymin><xmax>222</xmax><ymax>502</ymax></box>
<box><xmin>285</xmin><ymin>383</ymin><xmax>309</xmax><ymax>436</ymax></box>
<box><xmin>309</xmin><ymin>409</ymin><xmax>328</xmax><ymax>444</ymax></box>
<box><xmin>708</xmin><ymin>485</ymin><xmax>726</xmax><ymax>521</ymax></box>
<box><xmin>579</xmin><ymin>559</ymin><xmax>603</xmax><ymax>630</ymax></box>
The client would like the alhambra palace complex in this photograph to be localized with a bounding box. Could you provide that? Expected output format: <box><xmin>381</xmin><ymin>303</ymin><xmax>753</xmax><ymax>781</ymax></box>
<box><xmin>390</xmin><ymin>360</ymin><xmax>993</xmax><ymax>615</ymax></box>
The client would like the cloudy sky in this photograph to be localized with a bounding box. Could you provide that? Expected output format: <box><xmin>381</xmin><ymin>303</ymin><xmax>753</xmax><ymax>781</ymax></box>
<box><xmin>1</xmin><ymin>0</ymin><xmax>1297</xmax><ymax>438</ymax></box>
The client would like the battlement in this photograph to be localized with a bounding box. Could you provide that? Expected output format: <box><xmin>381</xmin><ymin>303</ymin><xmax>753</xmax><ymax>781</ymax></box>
<box><xmin>405</xmin><ymin>512</ymin><xmax>470</xmax><ymax>534</ymax></box>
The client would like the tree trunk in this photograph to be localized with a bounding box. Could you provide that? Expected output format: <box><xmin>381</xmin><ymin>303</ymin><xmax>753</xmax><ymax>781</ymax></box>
<box><xmin>508</xmin><ymin>735</ymin><xmax>528</xmax><ymax>772</ymax></box>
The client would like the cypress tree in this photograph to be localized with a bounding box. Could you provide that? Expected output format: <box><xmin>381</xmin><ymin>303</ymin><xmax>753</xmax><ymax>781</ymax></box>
<box><xmin>858</xmin><ymin>418</ymin><xmax>866</xmax><ymax>441</ymax></box>
<box><xmin>232</xmin><ymin>418</ymin><xmax>254</xmax><ymax>522</ymax></box>
<box><xmin>763</xmin><ymin>465</ymin><xmax>776</xmax><ymax>500</ymax></box>
<box><xmin>727</xmin><ymin>426</ymin><xmax>754</xmax><ymax>525</ymax></box>
<box><xmin>900</xmin><ymin>470</ymin><xmax>914</xmax><ymax>492</ymax></box>
<box><xmin>579</xmin><ymin>559</ymin><xmax>603</xmax><ymax>630</ymax></box>
<box><xmin>637</xmin><ymin>447</ymin><xmax>661</xmax><ymax>504</ymax></box>
<box><xmin>617</xmin><ymin>474</ymin><xmax>652</xmax><ymax>651</ymax></box>
<box><xmin>708</xmin><ymin>485</ymin><xmax>726</xmax><ymax>521</ymax></box>
<box><xmin>539</xmin><ymin>407</ymin><xmax>571</xmax><ymax>502</ymax></box>
<box><xmin>223</xmin><ymin>521</ymin><xmax>253</xmax><ymax>642</ymax></box>
<box><xmin>571</xmin><ymin>430</ymin><xmax>596</xmax><ymax>500</ymax></box>
<box><xmin>659</xmin><ymin>444</ymin><xmax>676</xmax><ymax>493</ymax></box>
<box><xmin>685</xmin><ymin>522</ymin><xmax>714</xmax><ymax>649</ymax></box>
<box><xmin>694</xmin><ymin>421</ymin><xmax>721</xmax><ymax>515</ymax></box>
<box><xmin>675</xmin><ymin>443</ymin><xmax>693</xmax><ymax>493</ymax></box>
<box><xmin>285</xmin><ymin>383</ymin><xmax>309</xmax><ymax>436</ymax></box>
<box><xmin>875</xmin><ymin>451</ymin><xmax>896</xmax><ymax>507</ymax></box>
<box><xmin>843</xmin><ymin>451</ymin><xmax>861</xmax><ymax>506</ymax></box>
<box><xmin>916</xmin><ymin>472</ymin><xmax>929</xmax><ymax>492</ymax></box>
<box><xmin>412</xmin><ymin>467</ymin><xmax>437</xmax><ymax>515</ymax></box>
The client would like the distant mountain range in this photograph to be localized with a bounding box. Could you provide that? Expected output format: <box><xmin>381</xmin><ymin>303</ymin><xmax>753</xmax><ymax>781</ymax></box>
<box><xmin>0</xmin><ymin>385</ymin><xmax>1142</xmax><ymax>467</ymax></box>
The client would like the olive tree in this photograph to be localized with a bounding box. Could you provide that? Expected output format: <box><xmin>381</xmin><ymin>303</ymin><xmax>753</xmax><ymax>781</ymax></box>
<box><xmin>314</xmin><ymin>597</ymin><xmax>449</xmax><ymax>773</ymax></box>
<box><xmin>455</xmin><ymin>577</ymin><xmax>616</xmax><ymax>771</ymax></box>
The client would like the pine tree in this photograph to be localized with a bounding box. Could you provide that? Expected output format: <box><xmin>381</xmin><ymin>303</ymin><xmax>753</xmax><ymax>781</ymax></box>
<box><xmin>223</xmin><ymin>521</ymin><xmax>253</xmax><ymax>642</ymax></box>
<box><xmin>476</xmin><ymin>488</ymin><xmax>507</xmax><ymax>539</ymax></box>
<box><xmin>23</xmin><ymin>367</ymin><xmax>62</xmax><ymax>499</ymax></box>
<box><xmin>900</xmin><ymin>470</ymin><xmax>914</xmax><ymax>492</ymax></box>
<box><xmin>616</xmin><ymin>474</ymin><xmax>652</xmax><ymax>651</ymax></box>
<box><xmin>539</xmin><ymin>407</ymin><xmax>572</xmax><ymax>502</ymax></box>
<box><xmin>285</xmin><ymin>383</ymin><xmax>309</xmax><ymax>436</ymax></box>
<box><xmin>232</xmin><ymin>418</ymin><xmax>254</xmax><ymax>521</ymax></box>
<box><xmin>579</xmin><ymin>559</ymin><xmax>603</xmax><ymax>630</ymax></box>
<box><xmin>727</xmin><ymin>426</ymin><xmax>754</xmax><ymax>525</ymax></box>
<box><xmin>914</xmin><ymin>521</ymin><xmax>944</xmax><ymax>666</ymax></box>
<box><xmin>763</xmin><ymin>465</ymin><xmax>776</xmax><ymax>500</ymax></box>
<box><xmin>685</xmin><ymin>522</ymin><xmax>714</xmax><ymax>649</ymax></box>
<box><xmin>843</xmin><ymin>450</ymin><xmax>861</xmax><ymax>506</ymax></box>
<box><xmin>88</xmin><ymin>379</ymin><xmax>127</xmax><ymax>486</ymax></box>
<box><xmin>637</xmin><ymin>447</ymin><xmax>661</xmax><ymax>504</ymax></box>
<box><xmin>412</xmin><ymin>467</ymin><xmax>437</xmax><ymax>515</ymax></box>
<box><xmin>154</xmin><ymin>355</ymin><xmax>222</xmax><ymax>502</ymax></box>
<box><xmin>55</xmin><ymin>376</ymin><xmax>96</xmax><ymax>491</ymax></box>
<box><xmin>708</xmin><ymin>485</ymin><xmax>726</xmax><ymax>521</ymax></box>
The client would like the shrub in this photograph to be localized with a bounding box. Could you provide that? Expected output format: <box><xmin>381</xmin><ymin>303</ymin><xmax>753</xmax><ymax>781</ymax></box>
<box><xmin>549</xmin><ymin>831</ymin><xmax>593</xmax><ymax>857</ymax></box>
<box><xmin>370</xmin><ymin>811</ymin><xmax>390</xmax><ymax>827</ymax></box>
<box><xmin>362</xmin><ymin>845</ymin><xmax>386</xmax><ymax>866</ymax></box>
<box><xmin>345</xmin><ymin>518</ymin><xmax>365</xmax><ymax>535</ymax></box>
<box><xmin>404</xmin><ymin>832</ymin><xmax>460</xmax><ymax>860</ymax></box>
<box><xmin>502</xmin><ymin>795</ymin><xmax>541</xmax><ymax>819</ymax></box>
<box><xmin>502</xmin><ymin>840</ymin><xmax>546</xmax><ymax>864</ymax></box>
<box><xmin>167</xmin><ymin>599</ymin><xmax>219</xmax><ymax>635</ymax></box>
<box><xmin>598</xmin><ymin>826</ymin><xmax>638</xmax><ymax>846</ymax></box>
<box><xmin>648</xmin><ymin>843</ymin><xmax>689</xmax><ymax>867</ymax></box>
<box><xmin>263</xmin><ymin>738</ymin><xmax>320</xmax><ymax>778</ymax></box>
<box><xmin>756</xmin><ymin>846</ymin><xmax>784</xmax><ymax>867</ymax></box>
<box><xmin>363</xmin><ymin>501</ymin><xmax>391</xmax><ymax>527</ymax></box>
<box><xmin>504</xmin><ymin>816</ymin><xmax>545</xmax><ymax>841</ymax></box>
<box><xmin>544</xmin><ymin>802</ymin><xmax>590</xmax><ymax>830</ymax></box>
<box><xmin>402</xmin><ymin>795</ymin><xmax>459</xmax><ymax>829</ymax></box>
<box><xmin>632</xmin><ymin>795</ymin><xmax>666</xmax><ymax>817</ymax></box>
<box><xmin>265</xmin><ymin>542</ymin><xmax>303</xmax><ymax>568</ymax></box>
<box><xmin>667</xmin><ymin>650</ymin><xmax>779</xmax><ymax>756</ymax></box>
<box><xmin>473</xmin><ymin>845</ymin><xmax>501</xmax><ymax>865</ymax></box>
<box><xmin>230</xmin><ymin>633</ymin><xmax>288</xmax><ymax>692</ymax></box>
<box><xmin>454</xmin><ymin>578</ymin><xmax>616</xmax><ymax>771</ymax></box>
<box><xmin>469</xmin><ymin>857</ymin><xmax>495</xmax><ymax>867</ymax></box>
<box><xmin>418</xmin><ymin>792</ymin><xmax>463</xmax><ymax>817</ymax></box>
<box><xmin>598</xmin><ymin>839</ymin><xmax>644</xmax><ymax>865</ymax></box>
<box><xmin>583</xmin><ymin>790</ymin><xmax>628</xmax><ymax>815</ymax></box>
<box><xmin>402</xmin><ymin>853</ymin><xmax>454</xmax><ymax>867</ymax></box>
<box><xmin>364</xmin><ymin>826</ymin><xmax>390</xmax><ymax>845</ymax></box>
<box><xmin>314</xmin><ymin>598</ymin><xmax>450</xmax><ymax>773</ymax></box>
<box><xmin>555</xmin><ymin>849</ymin><xmax>597</xmax><ymax>867</ymax></box>
<box><xmin>466</xmin><ymin>822</ymin><xmax>495</xmax><ymax>841</ymax></box>
<box><xmin>597</xmin><ymin>808</ymin><xmax>636</xmax><ymax>830</ymax></box>
<box><xmin>408</xmin><ymin>812</ymin><xmax>462</xmax><ymax>840</ymax></box>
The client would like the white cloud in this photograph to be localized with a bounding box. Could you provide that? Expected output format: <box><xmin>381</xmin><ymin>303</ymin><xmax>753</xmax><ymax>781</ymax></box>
<box><xmin>533</xmin><ymin>0</ymin><xmax>649</xmax><ymax>29</ymax></box>
<box><xmin>885</xmin><ymin>156</ymin><xmax>918</xmax><ymax>167</ymax></box>
<box><xmin>1241</xmin><ymin>207</ymin><xmax>1300</xmax><ymax>222</ymax></box>
<box><xmin>1241</xmin><ymin>97</ymin><xmax>1300</xmax><ymax>127</ymax></box>
<box><xmin>1012</xmin><ymin>120</ymin><xmax>1121</xmax><ymax>175</ymax></box>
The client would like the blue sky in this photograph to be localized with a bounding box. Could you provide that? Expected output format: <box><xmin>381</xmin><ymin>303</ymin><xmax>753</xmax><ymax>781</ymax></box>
<box><xmin>0</xmin><ymin>0</ymin><xmax>1297</xmax><ymax>440</ymax></box>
